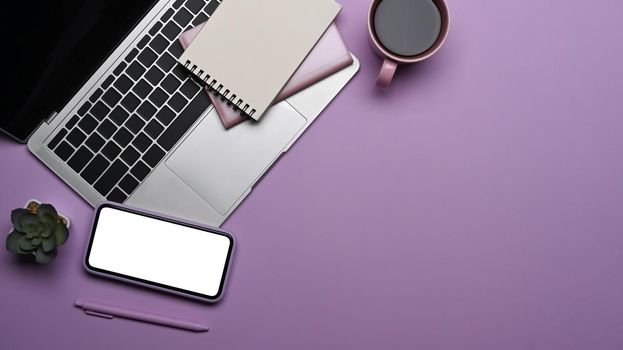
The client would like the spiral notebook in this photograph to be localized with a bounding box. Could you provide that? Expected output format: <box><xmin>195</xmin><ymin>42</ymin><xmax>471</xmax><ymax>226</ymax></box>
<box><xmin>178</xmin><ymin>0</ymin><xmax>342</xmax><ymax>121</ymax></box>
<box><xmin>179</xmin><ymin>22</ymin><xmax>353</xmax><ymax>129</ymax></box>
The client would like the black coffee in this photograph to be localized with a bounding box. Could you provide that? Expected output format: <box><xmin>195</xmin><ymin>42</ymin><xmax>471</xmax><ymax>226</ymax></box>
<box><xmin>374</xmin><ymin>0</ymin><xmax>442</xmax><ymax>57</ymax></box>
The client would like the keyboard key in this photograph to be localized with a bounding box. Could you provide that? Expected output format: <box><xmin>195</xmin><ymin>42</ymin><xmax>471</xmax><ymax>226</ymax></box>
<box><xmin>167</xmin><ymin>92</ymin><xmax>187</xmax><ymax>112</ymax></box>
<box><xmin>109</xmin><ymin>106</ymin><xmax>130</xmax><ymax>126</ymax></box>
<box><xmin>192</xmin><ymin>13</ymin><xmax>209</xmax><ymax>26</ymax></box>
<box><xmin>143</xmin><ymin>144</ymin><xmax>166</xmax><ymax>167</ymax></box>
<box><xmin>205</xmin><ymin>0</ymin><xmax>218</xmax><ymax>15</ymax></box>
<box><xmin>137</xmin><ymin>35</ymin><xmax>150</xmax><ymax>49</ymax></box>
<box><xmin>125</xmin><ymin>115</ymin><xmax>145</xmax><ymax>134</ymax></box>
<box><xmin>101</xmin><ymin>141</ymin><xmax>122</xmax><ymax>161</ymax></box>
<box><xmin>120</xmin><ymin>92</ymin><xmax>141</xmax><ymax>113</ymax></box>
<box><xmin>161</xmin><ymin>8</ymin><xmax>174</xmax><ymax>22</ymax></box>
<box><xmin>65</xmin><ymin>115</ymin><xmax>80</xmax><ymax>129</ymax></box>
<box><xmin>137</xmin><ymin>48</ymin><xmax>157</xmax><ymax>67</ymax></box>
<box><xmin>144</xmin><ymin>120</ymin><xmax>164</xmax><ymax>139</ymax></box>
<box><xmin>126</xmin><ymin>61</ymin><xmax>146</xmax><ymax>81</ymax></box>
<box><xmin>162</xmin><ymin>22</ymin><xmax>182</xmax><ymax>41</ymax></box>
<box><xmin>131</xmin><ymin>161</ymin><xmax>151</xmax><ymax>181</ymax></box>
<box><xmin>78</xmin><ymin>115</ymin><xmax>98</xmax><ymax>134</ymax></box>
<box><xmin>149</xmin><ymin>34</ymin><xmax>169</xmax><ymax>54</ymax></box>
<box><xmin>102</xmin><ymin>89</ymin><xmax>122</xmax><ymax>107</ymax></box>
<box><xmin>119</xmin><ymin>174</ymin><xmax>139</xmax><ymax>195</ymax></box>
<box><xmin>94</xmin><ymin>160</ymin><xmax>128</xmax><ymax>196</ymax></box>
<box><xmin>133</xmin><ymin>79</ymin><xmax>153</xmax><ymax>99</ymax></box>
<box><xmin>85</xmin><ymin>133</ymin><xmax>106</xmax><ymax>153</ymax></box>
<box><xmin>145</xmin><ymin>67</ymin><xmax>165</xmax><ymax>86</ymax></box>
<box><xmin>114</xmin><ymin>74</ymin><xmax>133</xmax><ymax>94</ymax></box>
<box><xmin>148</xmin><ymin>87</ymin><xmax>168</xmax><ymax>106</ymax></box>
<box><xmin>107</xmin><ymin>188</ymin><xmax>128</xmax><ymax>203</ymax></box>
<box><xmin>89</xmin><ymin>88</ymin><xmax>104</xmax><ymax>103</ymax></box>
<box><xmin>155</xmin><ymin>106</ymin><xmax>175</xmax><ymax>125</ymax></box>
<box><xmin>97</xmin><ymin>119</ymin><xmax>117</xmax><ymax>139</ymax></box>
<box><xmin>156</xmin><ymin>53</ymin><xmax>177</xmax><ymax>72</ymax></box>
<box><xmin>67</xmin><ymin>128</ymin><xmax>87</xmax><ymax>147</ymax></box>
<box><xmin>81</xmin><ymin>155</ymin><xmax>110</xmax><ymax>184</ymax></box>
<box><xmin>137</xmin><ymin>101</ymin><xmax>157</xmax><ymax>120</ymax></box>
<box><xmin>113</xmin><ymin>127</ymin><xmax>133</xmax><ymax>147</ymax></box>
<box><xmin>133</xmin><ymin>132</ymin><xmax>152</xmax><ymax>152</ymax></box>
<box><xmin>101</xmin><ymin>75</ymin><xmax>115</xmax><ymax>89</ymax></box>
<box><xmin>158</xmin><ymin>91</ymin><xmax>210</xmax><ymax>151</ymax></box>
<box><xmin>120</xmin><ymin>146</ymin><xmax>140</xmax><ymax>166</ymax></box>
<box><xmin>67</xmin><ymin>146</ymin><xmax>94</xmax><ymax>173</ymax></box>
<box><xmin>77</xmin><ymin>101</ymin><xmax>91</xmax><ymax>116</ymax></box>
<box><xmin>148</xmin><ymin>21</ymin><xmax>163</xmax><ymax>36</ymax></box>
<box><xmin>168</xmin><ymin>41</ymin><xmax>184</xmax><ymax>59</ymax></box>
<box><xmin>91</xmin><ymin>101</ymin><xmax>110</xmax><ymax>120</ymax></box>
<box><xmin>180</xmin><ymin>80</ymin><xmax>200</xmax><ymax>99</ymax></box>
<box><xmin>171</xmin><ymin>65</ymin><xmax>188</xmax><ymax>80</ymax></box>
<box><xmin>161</xmin><ymin>75</ymin><xmax>181</xmax><ymax>94</ymax></box>
<box><xmin>186</xmin><ymin>0</ymin><xmax>205</xmax><ymax>14</ymax></box>
<box><xmin>172</xmin><ymin>0</ymin><xmax>184</xmax><ymax>10</ymax></box>
<box><xmin>47</xmin><ymin>129</ymin><xmax>67</xmax><ymax>150</ymax></box>
<box><xmin>53</xmin><ymin>141</ymin><xmax>75</xmax><ymax>161</ymax></box>
<box><xmin>113</xmin><ymin>61</ymin><xmax>127</xmax><ymax>75</ymax></box>
<box><xmin>125</xmin><ymin>48</ymin><xmax>139</xmax><ymax>62</ymax></box>
<box><xmin>173</xmin><ymin>8</ymin><xmax>192</xmax><ymax>27</ymax></box>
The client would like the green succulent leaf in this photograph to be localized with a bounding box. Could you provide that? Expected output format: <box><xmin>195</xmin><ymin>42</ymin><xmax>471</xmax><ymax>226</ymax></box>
<box><xmin>16</xmin><ymin>212</ymin><xmax>40</xmax><ymax>235</ymax></box>
<box><xmin>18</xmin><ymin>236</ymin><xmax>36</xmax><ymax>251</ymax></box>
<box><xmin>15</xmin><ymin>242</ymin><xmax>31</xmax><ymax>254</ymax></box>
<box><xmin>37</xmin><ymin>204</ymin><xmax>59</xmax><ymax>221</ymax></box>
<box><xmin>11</xmin><ymin>209</ymin><xmax>30</xmax><ymax>232</ymax></box>
<box><xmin>40</xmin><ymin>213</ymin><xmax>57</xmax><ymax>229</ymax></box>
<box><xmin>40</xmin><ymin>225</ymin><xmax>53</xmax><ymax>238</ymax></box>
<box><xmin>8</xmin><ymin>204</ymin><xmax>67</xmax><ymax>263</ymax></box>
<box><xmin>31</xmin><ymin>222</ymin><xmax>43</xmax><ymax>235</ymax></box>
<box><xmin>54</xmin><ymin>223</ymin><xmax>69</xmax><ymax>246</ymax></box>
<box><xmin>41</xmin><ymin>237</ymin><xmax>56</xmax><ymax>253</ymax></box>
<box><xmin>35</xmin><ymin>247</ymin><xmax>57</xmax><ymax>264</ymax></box>
<box><xmin>6</xmin><ymin>231</ymin><xmax>24</xmax><ymax>253</ymax></box>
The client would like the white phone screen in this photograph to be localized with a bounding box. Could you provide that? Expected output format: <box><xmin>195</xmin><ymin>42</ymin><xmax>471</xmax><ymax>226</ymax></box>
<box><xmin>86</xmin><ymin>205</ymin><xmax>233</xmax><ymax>300</ymax></box>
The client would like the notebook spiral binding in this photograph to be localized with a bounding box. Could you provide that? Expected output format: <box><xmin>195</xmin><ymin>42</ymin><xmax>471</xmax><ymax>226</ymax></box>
<box><xmin>184</xmin><ymin>60</ymin><xmax>256</xmax><ymax>118</ymax></box>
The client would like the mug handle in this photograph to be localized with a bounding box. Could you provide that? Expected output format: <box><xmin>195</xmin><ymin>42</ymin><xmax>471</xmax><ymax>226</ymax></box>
<box><xmin>376</xmin><ymin>58</ymin><xmax>398</xmax><ymax>88</ymax></box>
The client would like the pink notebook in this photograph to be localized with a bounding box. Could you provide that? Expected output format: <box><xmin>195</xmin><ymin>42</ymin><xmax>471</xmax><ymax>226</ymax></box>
<box><xmin>179</xmin><ymin>22</ymin><xmax>352</xmax><ymax>129</ymax></box>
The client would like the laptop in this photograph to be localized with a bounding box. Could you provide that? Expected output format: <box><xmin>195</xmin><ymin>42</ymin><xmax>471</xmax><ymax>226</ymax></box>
<box><xmin>2</xmin><ymin>0</ymin><xmax>358</xmax><ymax>226</ymax></box>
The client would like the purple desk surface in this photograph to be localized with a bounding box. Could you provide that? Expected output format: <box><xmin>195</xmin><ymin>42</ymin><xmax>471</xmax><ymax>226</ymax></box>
<box><xmin>1</xmin><ymin>0</ymin><xmax>623</xmax><ymax>349</ymax></box>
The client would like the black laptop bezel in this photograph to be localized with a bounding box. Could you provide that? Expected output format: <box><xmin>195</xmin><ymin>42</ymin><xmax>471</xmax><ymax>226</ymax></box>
<box><xmin>0</xmin><ymin>0</ymin><xmax>160</xmax><ymax>143</ymax></box>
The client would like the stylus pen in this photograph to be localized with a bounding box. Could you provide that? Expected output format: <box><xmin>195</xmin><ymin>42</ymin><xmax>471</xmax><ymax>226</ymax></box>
<box><xmin>74</xmin><ymin>299</ymin><xmax>209</xmax><ymax>332</ymax></box>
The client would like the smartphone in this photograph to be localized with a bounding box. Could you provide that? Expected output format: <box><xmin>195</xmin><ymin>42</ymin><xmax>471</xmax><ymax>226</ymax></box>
<box><xmin>84</xmin><ymin>202</ymin><xmax>234</xmax><ymax>302</ymax></box>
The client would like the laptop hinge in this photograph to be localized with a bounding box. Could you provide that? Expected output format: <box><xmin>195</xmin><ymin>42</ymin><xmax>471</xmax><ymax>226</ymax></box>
<box><xmin>45</xmin><ymin>111</ymin><xmax>59</xmax><ymax>124</ymax></box>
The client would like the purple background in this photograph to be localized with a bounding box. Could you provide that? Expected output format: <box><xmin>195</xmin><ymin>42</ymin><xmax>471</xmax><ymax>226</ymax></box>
<box><xmin>1</xmin><ymin>0</ymin><xmax>622</xmax><ymax>348</ymax></box>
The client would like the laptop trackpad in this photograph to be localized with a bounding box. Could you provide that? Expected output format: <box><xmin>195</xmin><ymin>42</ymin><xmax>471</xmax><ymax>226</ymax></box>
<box><xmin>166</xmin><ymin>102</ymin><xmax>307</xmax><ymax>214</ymax></box>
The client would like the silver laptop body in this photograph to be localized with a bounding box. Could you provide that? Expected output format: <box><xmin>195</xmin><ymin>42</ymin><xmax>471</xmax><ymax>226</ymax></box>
<box><xmin>27</xmin><ymin>0</ymin><xmax>359</xmax><ymax>226</ymax></box>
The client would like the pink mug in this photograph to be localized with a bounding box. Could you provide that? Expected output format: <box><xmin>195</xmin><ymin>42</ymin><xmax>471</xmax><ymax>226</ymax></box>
<box><xmin>368</xmin><ymin>0</ymin><xmax>450</xmax><ymax>88</ymax></box>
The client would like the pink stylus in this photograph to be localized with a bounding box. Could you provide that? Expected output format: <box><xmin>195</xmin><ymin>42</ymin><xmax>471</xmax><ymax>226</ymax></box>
<box><xmin>75</xmin><ymin>299</ymin><xmax>209</xmax><ymax>332</ymax></box>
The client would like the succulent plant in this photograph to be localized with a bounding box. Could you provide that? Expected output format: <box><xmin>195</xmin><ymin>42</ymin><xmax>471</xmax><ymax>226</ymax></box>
<box><xmin>5</xmin><ymin>203</ymin><xmax>69</xmax><ymax>264</ymax></box>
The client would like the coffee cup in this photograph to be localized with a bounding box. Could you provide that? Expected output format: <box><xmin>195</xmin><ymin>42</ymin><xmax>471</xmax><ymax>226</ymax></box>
<box><xmin>368</xmin><ymin>0</ymin><xmax>450</xmax><ymax>88</ymax></box>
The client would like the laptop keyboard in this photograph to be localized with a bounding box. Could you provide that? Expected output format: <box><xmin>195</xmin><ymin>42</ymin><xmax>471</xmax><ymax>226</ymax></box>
<box><xmin>46</xmin><ymin>0</ymin><xmax>219</xmax><ymax>203</ymax></box>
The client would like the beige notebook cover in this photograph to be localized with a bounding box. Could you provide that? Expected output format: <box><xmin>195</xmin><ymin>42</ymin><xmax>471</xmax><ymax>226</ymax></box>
<box><xmin>178</xmin><ymin>0</ymin><xmax>341</xmax><ymax>121</ymax></box>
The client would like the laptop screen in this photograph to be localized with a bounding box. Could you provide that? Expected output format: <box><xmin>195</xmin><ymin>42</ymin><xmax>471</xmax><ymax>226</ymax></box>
<box><xmin>1</xmin><ymin>0</ymin><xmax>157</xmax><ymax>142</ymax></box>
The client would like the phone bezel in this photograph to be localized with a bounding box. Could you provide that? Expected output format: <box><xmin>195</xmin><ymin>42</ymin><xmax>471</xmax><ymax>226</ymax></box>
<box><xmin>84</xmin><ymin>202</ymin><xmax>235</xmax><ymax>303</ymax></box>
